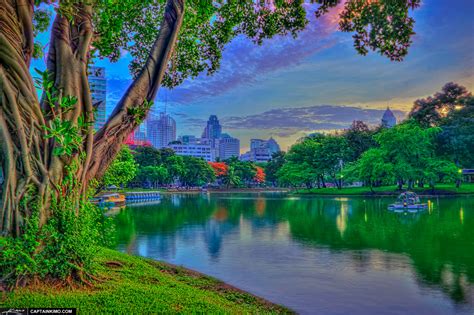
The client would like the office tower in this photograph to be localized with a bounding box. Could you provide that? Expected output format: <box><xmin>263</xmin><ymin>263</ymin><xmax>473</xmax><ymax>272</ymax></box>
<box><xmin>88</xmin><ymin>66</ymin><xmax>107</xmax><ymax>130</ymax></box>
<box><xmin>202</xmin><ymin>115</ymin><xmax>222</xmax><ymax>140</ymax></box>
<box><xmin>147</xmin><ymin>113</ymin><xmax>176</xmax><ymax>148</ymax></box>
<box><xmin>217</xmin><ymin>134</ymin><xmax>240</xmax><ymax>160</ymax></box>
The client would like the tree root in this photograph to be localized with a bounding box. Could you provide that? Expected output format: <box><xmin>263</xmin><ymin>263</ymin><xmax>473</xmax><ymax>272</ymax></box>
<box><xmin>105</xmin><ymin>260</ymin><xmax>124</xmax><ymax>268</ymax></box>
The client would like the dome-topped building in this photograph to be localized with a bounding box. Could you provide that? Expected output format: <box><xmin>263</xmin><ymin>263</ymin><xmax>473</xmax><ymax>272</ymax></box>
<box><xmin>381</xmin><ymin>107</ymin><xmax>397</xmax><ymax>128</ymax></box>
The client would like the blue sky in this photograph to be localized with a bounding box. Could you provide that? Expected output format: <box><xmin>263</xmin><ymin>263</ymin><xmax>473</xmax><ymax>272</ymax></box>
<box><xmin>32</xmin><ymin>0</ymin><xmax>474</xmax><ymax>152</ymax></box>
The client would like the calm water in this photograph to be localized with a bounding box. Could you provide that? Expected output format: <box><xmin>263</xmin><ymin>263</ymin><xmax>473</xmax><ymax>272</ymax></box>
<box><xmin>114</xmin><ymin>193</ymin><xmax>474</xmax><ymax>314</ymax></box>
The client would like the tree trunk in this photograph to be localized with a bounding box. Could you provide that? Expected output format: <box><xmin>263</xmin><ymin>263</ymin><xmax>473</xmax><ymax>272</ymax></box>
<box><xmin>0</xmin><ymin>0</ymin><xmax>185</xmax><ymax>237</ymax></box>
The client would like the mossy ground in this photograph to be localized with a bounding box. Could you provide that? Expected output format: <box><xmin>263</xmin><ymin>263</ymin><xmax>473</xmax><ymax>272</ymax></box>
<box><xmin>1</xmin><ymin>248</ymin><xmax>292</xmax><ymax>314</ymax></box>
<box><xmin>296</xmin><ymin>183</ymin><xmax>474</xmax><ymax>196</ymax></box>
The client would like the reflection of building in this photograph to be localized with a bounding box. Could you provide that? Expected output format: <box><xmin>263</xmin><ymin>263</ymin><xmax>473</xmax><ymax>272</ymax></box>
<box><xmin>168</xmin><ymin>143</ymin><xmax>215</xmax><ymax>161</ymax></box>
<box><xmin>147</xmin><ymin>113</ymin><xmax>176</xmax><ymax>148</ymax></box>
<box><xmin>88</xmin><ymin>66</ymin><xmax>107</xmax><ymax>130</ymax></box>
<box><xmin>240</xmin><ymin>138</ymin><xmax>280</xmax><ymax>162</ymax></box>
<box><xmin>381</xmin><ymin>107</ymin><xmax>397</xmax><ymax>128</ymax></box>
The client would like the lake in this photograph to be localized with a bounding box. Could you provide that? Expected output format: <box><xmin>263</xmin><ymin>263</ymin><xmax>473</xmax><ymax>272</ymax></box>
<box><xmin>114</xmin><ymin>193</ymin><xmax>474</xmax><ymax>314</ymax></box>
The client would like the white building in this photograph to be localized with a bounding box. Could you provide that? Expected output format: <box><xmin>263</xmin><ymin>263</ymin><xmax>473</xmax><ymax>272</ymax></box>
<box><xmin>168</xmin><ymin>143</ymin><xmax>215</xmax><ymax>162</ymax></box>
<box><xmin>216</xmin><ymin>133</ymin><xmax>240</xmax><ymax>161</ymax></box>
<box><xmin>241</xmin><ymin>137</ymin><xmax>281</xmax><ymax>162</ymax></box>
<box><xmin>147</xmin><ymin>113</ymin><xmax>176</xmax><ymax>148</ymax></box>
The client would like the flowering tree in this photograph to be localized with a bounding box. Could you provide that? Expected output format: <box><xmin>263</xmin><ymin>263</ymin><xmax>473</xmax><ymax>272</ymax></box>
<box><xmin>208</xmin><ymin>162</ymin><xmax>228</xmax><ymax>178</ymax></box>
<box><xmin>254</xmin><ymin>166</ymin><xmax>266</xmax><ymax>184</ymax></box>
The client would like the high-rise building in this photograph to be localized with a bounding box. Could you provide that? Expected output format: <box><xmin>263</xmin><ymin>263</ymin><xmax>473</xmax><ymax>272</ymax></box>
<box><xmin>241</xmin><ymin>138</ymin><xmax>281</xmax><ymax>162</ymax></box>
<box><xmin>216</xmin><ymin>134</ymin><xmax>240</xmax><ymax>160</ymax></box>
<box><xmin>202</xmin><ymin>115</ymin><xmax>222</xmax><ymax>140</ymax></box>
<box><xmin>381</xmin><ymin>107</ymin><xmax>397</xmax><ymax>128</ymax></box>
<box><xmin>147</xmin><ymin>113</ymin><xmax>176</xmax><ymax>148</ymax></box>
<box><xmin>88</xmin><ymin>66</ymin><xmax>107</xmax><ymax>130</ymax></box>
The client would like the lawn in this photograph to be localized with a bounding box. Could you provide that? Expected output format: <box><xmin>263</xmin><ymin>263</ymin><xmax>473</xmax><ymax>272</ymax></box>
<box><xmin>296</xmin><ymin>183</ymin><xmax>474</xmax><ymax>196</ymax></box>
<box><xmin>1</xmin><ymin>248</ymin><xmax>292</xmax><ymax>314</ymax></box>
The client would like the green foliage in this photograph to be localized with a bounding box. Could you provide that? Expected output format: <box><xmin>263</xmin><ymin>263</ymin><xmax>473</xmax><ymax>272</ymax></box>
<box><xmin>179</xmin><ymin>156</ymin><xmax>215</xmax><ymax>187</ymax></box>
<box><xmin>81</xmin><ymin>0</ymin><xmax>420</xmax><ymax>87</ymax></box>
<box><xmin>34</xmin><ymin>69</ymin><xmax>92</xmax><ymax>157</ymax></box>
<box><xmin>127</xmin><ymin>100</ymin><xmax>154</xmax><ymax>124</ymax></box>
<box><xmin>265</xmin><ymin>151</ymin><xmax>286</xmax><ymax>185</ymax></box>
<box><xmin>134</xmin><ymin>146</ymin><xmax>163</xmax><ymax>167</ymax></box>
<box><xmin>137</xmin><ymin>165</ymin><xmax>169</xmax><ymax>188</ymax></box>
<box><xmin>0</xmin><ymin>197</ymin><xmax>114</xmax><ymax>282</ymax></box>
<box><xmin>347</xmin><ymin>148</ymin><xmax>394</xmax><ymax>190</ymax></box>
<box><xmin>436</xmin><ymin>94</ymin><xmax>474</xmax><ymax>168</ymax></box>
<box><xmin>32</xmin><ymin>8</ymin><xmax>51</xmax><ymax>59</ymax></box>
<box><xmin>221</xmin><ymin>165</ymin><xmax>241</xmax><ymax>188</ymax></box>
<box><xmin>101</xmin><ymin>146</ymin><xmax>138</xmax><ymax>188</ymax></box>
<box><xmin>409</xmin><ymin>82</ymin><xmax>471</xmax><ymax>127</ymax></box>
<box><xmin>343</xmin><ymin>120</ymin><xmax>377</xmax><ymax>161</ymax></box>
<box><xmin>42</xmin><ymin>118</ymin><xmax>83</xmax><ymax>156</ymax></box>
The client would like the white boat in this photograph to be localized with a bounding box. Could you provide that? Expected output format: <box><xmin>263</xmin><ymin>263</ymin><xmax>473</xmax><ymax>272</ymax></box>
<box><xmin>388</xmin><ymin>192</ymin><xmax>427</xmax><ymax>210</ymax></box>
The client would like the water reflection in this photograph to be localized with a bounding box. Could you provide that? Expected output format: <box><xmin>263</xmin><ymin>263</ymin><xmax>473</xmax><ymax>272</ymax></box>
<box><xmin>115</xmin><ymin>194</ymin><xmax>474</xmax><ymax>314</ymax></box>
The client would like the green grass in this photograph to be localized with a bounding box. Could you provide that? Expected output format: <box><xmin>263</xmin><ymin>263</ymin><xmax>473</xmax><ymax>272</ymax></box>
<box><xmin>296</xmin><ymin>183</ymin><xmax>474</xmax><ymax>196</ymax></box>
<box><xmin>1</xmin><ymin>248</ymin><xmax>292</xmax><ymax>314</ymax></box>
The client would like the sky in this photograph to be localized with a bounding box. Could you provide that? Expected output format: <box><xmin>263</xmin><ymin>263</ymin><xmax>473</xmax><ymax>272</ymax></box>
<box><xmin>32</xmin><ymin>0</ymin><xmax>474</xmax><ymax>152</ymax></box>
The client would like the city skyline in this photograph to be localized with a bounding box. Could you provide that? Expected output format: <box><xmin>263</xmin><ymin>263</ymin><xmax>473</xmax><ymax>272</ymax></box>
<box><xmin>30</xmin><ymin>0</ymin><xmax>474</xmax><ymax>151</ymax></box>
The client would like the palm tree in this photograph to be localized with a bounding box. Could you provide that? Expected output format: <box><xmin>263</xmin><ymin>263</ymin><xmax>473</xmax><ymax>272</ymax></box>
<box><xmin>222</xmin><ymin>166</ymin><xmax>241</xmax><ymax>189</ymax></box>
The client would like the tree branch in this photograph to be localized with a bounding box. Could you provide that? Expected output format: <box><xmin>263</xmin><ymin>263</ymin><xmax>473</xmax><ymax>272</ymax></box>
<box><xmin>16</xmin><ymin>0</ymin><xmax>34</xmax><ymax>67</ymax></box>
<box><xmin>88</xmin><ymin>0</ymin><xmax>184</xmax><ymax>180</ymax></box>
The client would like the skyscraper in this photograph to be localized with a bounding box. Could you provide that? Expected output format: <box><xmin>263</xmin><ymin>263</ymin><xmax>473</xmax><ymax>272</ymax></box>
<box><xmin>88</xmin><ymin>66</ymin><xmax>107</xmax><ymax>130</ymax></box>
<box><xmin>202</xmin><ymin>115</ymin><xmax>222</xmax><ymax>140</ymax></box>
<box><xmin>381</xmin><ymin>107</ymin><xmax>397</xmax><ymax>128</ymax></box>
<box><xmin>216</xmin><ymin>134</ymin><xmax>240</xmax><ymax>160</ymax></box>
<box><xmin>147</xmin><ymin>113</ymin><xmax>176</xmax><ymax>148</ymax></box>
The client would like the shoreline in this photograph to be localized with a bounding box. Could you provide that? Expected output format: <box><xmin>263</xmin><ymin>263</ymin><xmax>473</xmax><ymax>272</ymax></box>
<box><xmin>1</xmin><ymin>248</ymin><xmax>293</xmax><ymax>314</ymax></box>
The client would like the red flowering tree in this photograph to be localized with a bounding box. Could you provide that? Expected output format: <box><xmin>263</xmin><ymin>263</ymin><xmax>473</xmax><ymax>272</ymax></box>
<box><xmin>254</xmin><ymin>166</ymin><xmax>266</xmax><ymax>184</ymax></box>
<box><xmin>208</xmin><ymin>162</ymin><xmax>228</xmax><ymax>177</ymax></box>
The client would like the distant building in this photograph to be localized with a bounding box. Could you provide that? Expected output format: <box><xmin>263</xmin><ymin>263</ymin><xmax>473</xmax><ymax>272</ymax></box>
<box><xmin>178</xmin><ymin>135</ymin><xmax>198</xmax><ymax>144</ymax></box>
<box><xmin>381</xmin><ymin>107</ymin><xmax>397</xmax><ymax>128</ymax></box>
<box><xmin>125</xmin><ymin>130</ymin><xmax>151</xmax><ymax>148</ymax></box>
<box><xmin>462</xmin><ymin>169</ymin><xmax>474</xmax><ymax>183</ymax></box>
<box><xmin>216</xmin><ymin>134</ymin><xmax>240</xmax><ymax>160</ymax></box>
<box><xmin>241</xmin><ymin>138</ymin><xmax>280</xmax><ymax>162</ymax></box>
<box><xmin>147</xmin><ymin>113</ymin><xmax>176</xmax><ymax>148</ymax></box>
<box><xmin>168</xmin><ymin>143</ymin><xmax>215</xmax><ymax>162</ymax></box>
<box><xmin>202</xmin><ymin>115</ymin><xmax>222</xmax><ymax>141</ymax></box>
<box><xmin>88</xmin><ymin>66</ymin><xmax>107</xmax><ymax>130</ymax></box>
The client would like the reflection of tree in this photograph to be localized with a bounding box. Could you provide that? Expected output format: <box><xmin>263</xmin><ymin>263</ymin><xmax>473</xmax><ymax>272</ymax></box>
<box><xmin>114</xmin><ymin>194</ymin><xmax>474</xmax><ymax>306</ymax></box>
<box><xmin>277</xmin><ymin>197</ymin><xmax>474</xmax><ymax>305</ymax></box>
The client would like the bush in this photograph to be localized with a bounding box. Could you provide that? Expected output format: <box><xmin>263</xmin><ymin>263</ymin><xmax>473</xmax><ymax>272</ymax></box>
<box><xmin>0</xmin><ymin>196</ymin><xmax>115</xmax><ymax>285</ymax></box>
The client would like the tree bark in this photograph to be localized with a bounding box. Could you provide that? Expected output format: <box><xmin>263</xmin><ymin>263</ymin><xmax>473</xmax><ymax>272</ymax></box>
<box><xmin>88</xmin><ymin>0</ymin><xmax>184</xmax><ymax>182</ymax></box>
<box><xmin>0</xmin><ymin>0</ymin><xmax>185</xmax><ymax>237</ymax></box>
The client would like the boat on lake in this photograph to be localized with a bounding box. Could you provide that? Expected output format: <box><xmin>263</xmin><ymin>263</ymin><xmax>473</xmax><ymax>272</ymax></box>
<box><xmin>388</xmin><ymin>192</ymin><xmax>427</xmax><ymax>211</ymax></box>
<box><xmin>125</xmin><ymin>191</ymin><xmax>161</xmax><ymax>202</ymax></box>
<box><xmin>92</xmin><ymin>193</ymin><xmax>126</xmax><ymax>208</ymax></box>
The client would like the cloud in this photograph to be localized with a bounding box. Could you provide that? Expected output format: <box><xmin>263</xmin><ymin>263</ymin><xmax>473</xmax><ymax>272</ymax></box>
<box><xmin>221</xmin><ymin>104</ymin><xmax>405</xmax><ymax>137</ymax></box>
<box><xmin>168</xmin><ymin>4</ymin><xmax>345</xmax><ymax>104</ymax></box>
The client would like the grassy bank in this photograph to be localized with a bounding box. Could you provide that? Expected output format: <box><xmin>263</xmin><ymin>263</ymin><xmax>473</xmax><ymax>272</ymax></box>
<box><xmin>1</xmin><ymin>248</ymin><xmax>291</xmax><ymax>314</ymax></box>
<box><xmin>295</xmin><ymin>183</ymin><xmax>474</xmax><ymax>196</ymax></box>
